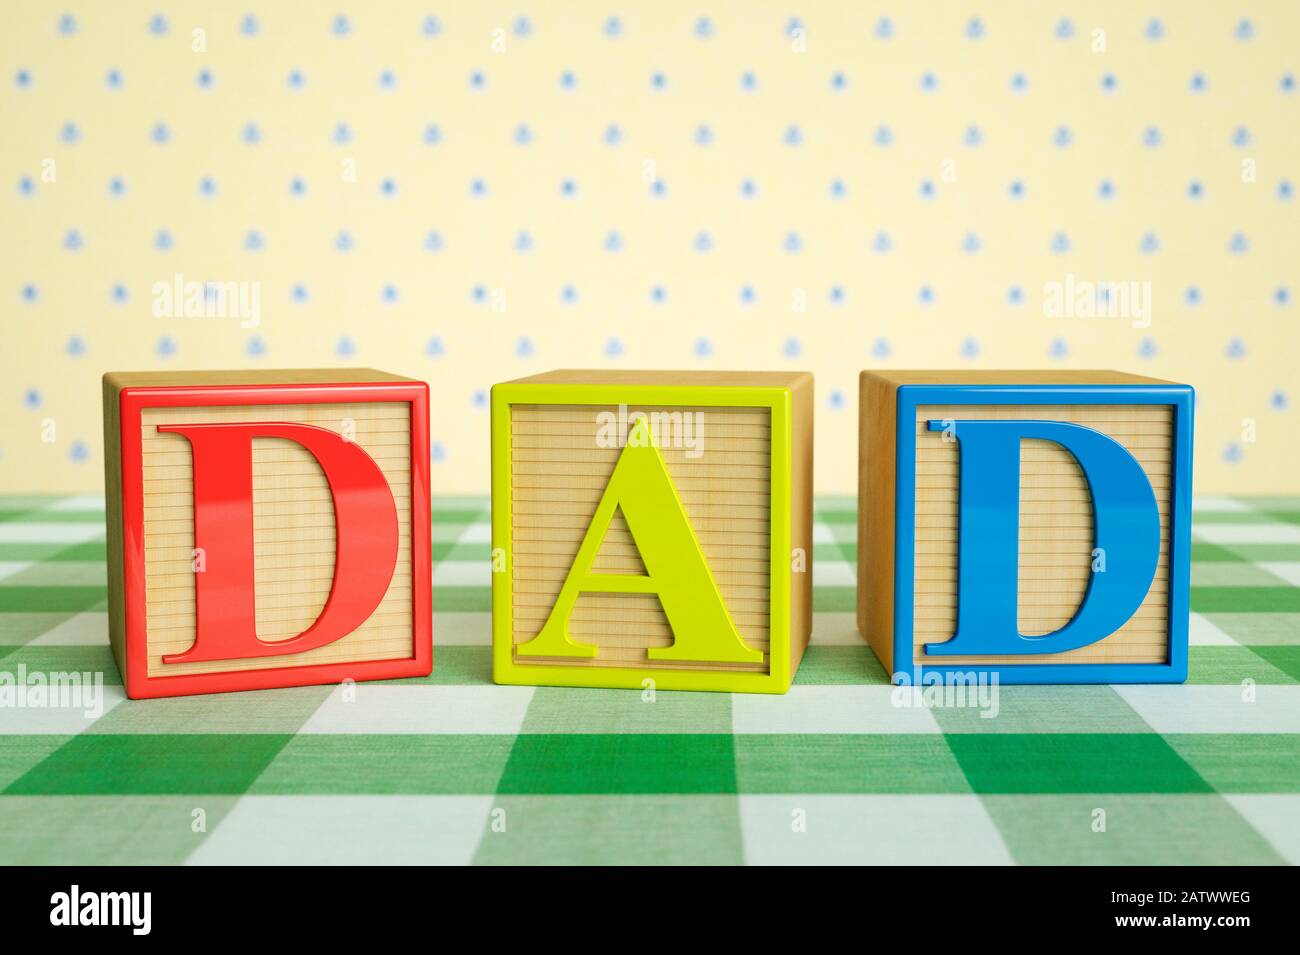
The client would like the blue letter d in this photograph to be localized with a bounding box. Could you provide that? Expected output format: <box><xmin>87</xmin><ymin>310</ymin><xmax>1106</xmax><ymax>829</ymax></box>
<box><xmin>924</xmin><ymin>419</ymin><xmax>1160</xmax><ymax>657</ymax></box>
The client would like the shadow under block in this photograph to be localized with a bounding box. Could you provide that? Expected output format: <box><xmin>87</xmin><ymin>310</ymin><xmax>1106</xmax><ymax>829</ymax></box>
<box><xmin>492</xmin><ymin>370</ymin><xmax>814</xmax><ymax>693</ymax></box>
<box><xmin>103</xmin><ymin>369</ymin><xmax>432</xmax><ymax>698</ymax></box>
<box><xmin>857</xmin><ymin>370</ymin><xmax>1193</xmax><ymax>685</ymax></box>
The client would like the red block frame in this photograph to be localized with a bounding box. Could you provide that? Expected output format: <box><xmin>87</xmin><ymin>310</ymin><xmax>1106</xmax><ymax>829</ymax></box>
<box><xmin>116</xmin><ymin>380</ymin><xmax>432</xmax><ymax>698</ymax></box>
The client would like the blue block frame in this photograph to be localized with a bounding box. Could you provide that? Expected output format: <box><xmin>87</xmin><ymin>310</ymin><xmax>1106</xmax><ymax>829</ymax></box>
<box><xmin>892</xmin><ymin>383</ymin><xmax>1194</xmax><ymax>685</ymax></box>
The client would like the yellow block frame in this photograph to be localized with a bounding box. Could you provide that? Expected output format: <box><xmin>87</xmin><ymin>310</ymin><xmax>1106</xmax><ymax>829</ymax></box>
<box><xmin>491</xmin><ymin>381</ymin><xmax>794</xmax><ymax>693</ymax></box>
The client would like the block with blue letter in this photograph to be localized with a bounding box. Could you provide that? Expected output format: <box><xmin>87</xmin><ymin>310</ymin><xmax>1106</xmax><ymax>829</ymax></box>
<box><xmin>858</xmin><ymin>370</ymin><xmax>1193</xmax><ymax>684</ymax></box>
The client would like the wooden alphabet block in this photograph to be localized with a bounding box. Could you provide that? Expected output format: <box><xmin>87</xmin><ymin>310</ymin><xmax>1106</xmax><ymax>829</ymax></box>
<box><xmin>103</xmin><ymin>369</ymin><xmax>432</xmax><ymax>698</ymax></box>
<box><xmin>859</xmin><ymin>370</ymin><xmax>1193</xmax><ymax>685</ymax></box>
<box><xmin>492</xmin><ymin>370</ymin><xmax>814</xmax><ymax>693</ymax></box>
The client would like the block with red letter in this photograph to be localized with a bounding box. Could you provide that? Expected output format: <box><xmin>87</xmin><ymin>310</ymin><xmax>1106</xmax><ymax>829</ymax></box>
<box><xmin>102</xmin><ymin>369</ymin><xmax>431</xmax><ymax>698</ymax></box>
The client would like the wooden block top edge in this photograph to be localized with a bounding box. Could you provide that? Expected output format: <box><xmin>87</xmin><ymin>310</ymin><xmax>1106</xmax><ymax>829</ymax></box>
<box><xmin>103</xmin><ymin>368</ymin><xmax>419</xmax><ymax>391</ymax></box>
<box><xmin>859</xmin><ymin>369</ymin><xmax>1184</xmax><ymax>387</ymax></box>
<box><xmin>498</xmin><ymin>369</ymin><xmax>813</xmax><ymax>390</ymax></box>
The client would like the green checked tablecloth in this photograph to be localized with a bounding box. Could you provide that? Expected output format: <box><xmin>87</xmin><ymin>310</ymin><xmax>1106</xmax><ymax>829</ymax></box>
<box><xmin>0</xmin><ymin>494</ymin><xmax>1297</xmax><ymax>865</ymax></box>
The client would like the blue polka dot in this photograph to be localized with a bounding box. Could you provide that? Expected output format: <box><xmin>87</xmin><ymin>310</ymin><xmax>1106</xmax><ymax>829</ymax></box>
<box><xmin>1100</xmin><ymin>72</ymin><xmax>1117</xmax><ymax>92</ymax></box>
<box><xmin>423</xmin><ymin>15</ymin><xmax>443</xmax><ymax>37</ymax></box>
<box><xmin>920</xmin><ymin>71</ymin><xmax>938</xmax><ymax>92</ymax></box>
<box><xmin>1223</xmin><ymin>443</ymin><xmax>1244</xmax><ymax>464</ymax></box>
<box><xmin>1234</xmin><ymin>18</ymin><xmax>1254</xmax><ymax>41</ymax></box>
<box><xmin>1142</xmin><ymin>126</ymin><xmax>1162</xmax><ymax>148</ymax></box>
<box><xmin>694</xmin><ymin>17</ymin><xmax>714</xmax><ymax>39</ymax></box>
<box><xmin>874</xmin><ymin>125</ymin><xmax>893</xmax><ymax>147</ymax></box>
<box><xmin>469</xmin><ymin>71</ymin><xmax>486</xmax><ymax>89</ymax></box>
<box><xmin>828</xmin><ymin>179</ymin><xmax>846</xmax><ymax>199</ymax></box>
<box><xmin>651</xmin><ymin>71</ymin><xmax>666</xmax><ymax>89</ymax></box>
<box><xmin>1055</xmin><ymin>18</ymin><xmax>1075</xmax><ymax>40</ymax></box>
<box><xmin>694</xmin><ymin>337</ymin><xmax>713</xmax><ymax>358</ymax></box>
<box><xmin>68</xmin><ymin>441</ymin><xmax>90</xmax><ymax>463</ymax></box>
<box><xmin>290</xmin><ymin>177</ymin><xmax>306</xmax><ymax>196</ymax></box>
<box><xmin>605</xmin><ymin>336</ymin><xmax>624</xmax><ymax>357</ymax></box>
<box><xmin>63</xmin><ymin>229</ymin><xmax>84</xmax><ymax>252</ymax></box>
<box><xmin>918</xmin><ymin>285</ymin><xmax>934</xmax><ymax>305</ymax></box>
<box><xmin>23</xmin><ymin>388</ymin><xmax>41</xmax><ymax>409</ymax></box>
<box><xmin>1010</xmin><ymin>72</ymin><xmax>1029</xmax><ymax>93</ymax></box>
<box><xmin>15</xmin><ymin>68</ymin><xmax>32</xmax><ymax>88</ymax></box>
<box><xmin>425</xmin><ymin>230</ymin><xmax>444</xmax><ymax>252</ymax></box>
<box><xmin>560</xmin><ymin>178</ymin><xmax>577</xmax><ymax>197</ymax></box>
<box><xmin>151</xmin><ymin>122</ymin><xmax>171</xmax><ymax>145</ymax></box>
<box><xmin>1184</xmin><ymin>286</ymin><xmax>1202</xmax><ymax>306</ymax></box>
<box><xmin>872</xmin><ymin>232</ymin><xmax>893</xmax><ymax>253</ymax></box>
<box><xmin>560</xmin><ymin>285</ymin><xmax>578</xmax><ymax>304</ymax></box>
<box><xmin>603</xmin><ymin>16</ymin><xmax>622</xmax><ymax>38</ymax></box>
<box><xmin>783</xmin><ymin>337</ymin><xmax>803</xmax><ymax>359</ymax></box>
<box><xmin>1097</xmin><ymin>179</ymin><xmax>1115</xmax><ymax>200</ymax></box>
<box><xmin>425</xmin><ymin>336</ymin><xmax>445</xmax><ymax>358</ymax></box>
<box><xmin>516</xmin><ymin>336</ymin><xmax>535</xmax><ymax>357</ymax></box>
<box><xmin>336</xmin><ymin>336</ymin><xmax>357</xmax><ymax>358</ymax></box>
<box><xmin>111</xmin><ymin>283</ymin><xmax>128</xmax><ymax>303</ymax></box>
<box><xmin>66</xmin><ymin>335</ymin><xmax>86</xmax><ymax>358</ymax></box>
<box><xmin>694</xmin><ymin>125</ymin><xmax>713</xmax><ymax>146</ymax></box>
<box><xmin>962</xmin><ymin>233</ymin><xmax>981</xmax><ymax>254</ymax></box>
<box><xmin>292</xmin><ymin>284</ymin><xmax>309</xmax><ymax>303</ymax></box>
<box><xmin>242</xmin><ymin>122</ymin><xmax>262</xmax><ymax>145</ymax></box>
<box><xmin>965</xmin><ymin>18</ymin><xmax>985</xmax><ymax>40</ymax></box>
<box><xmin>1053</xmin><ymin>126</ymin><xmax>1072</xmax><ymax>148</ymax></box>
<box><xmin>649</xmin><ymin>178</ymin><xmax>667</xmax><ymax>198</ymax></box>
<box><xmin>560</xmin><ymin>70</ymin><xmax>577</xmax><ymax>89</ymax></box>
<box><xmin>106</xmin><ymin>68</ymin><xmax>123</xmax><ymax>89</ymax></box>
<box><xmin>60</xmin><ymin>122</ymin><xmax>80</xmax><ymax>144</ymax></box>
<box><xmin>246</xmin><ymin>336</ymin><xmax>266</xmax><ymax>358</ymax></box>
<box><xmin>199</xmin><ymin>176</ymin><xmax>217</xmax><ymax>197</ymax></box>
<box><xmin>471</xmin><ymin>285</ymin><xmax>487</xmax><ymax>304</ymax></box>
<box><xmin>1189</xmin><ymin>72</ymin><xmax>1207</xmax><ymax>93</ymax></box>
<box><xmin>830</xmin><ymin>71</ymin><xmax>847</xmax><ymax>91</ymax></box>
<box><xmin>828</xmin><ymin>286</ymin><xmax>845</xmax><ymax>305</ymax></box>
<box><xmin>513</xmin><ymin>15</ymin><xmax>533</xmax><ymax>38</ymax></box>
<box><xmin>335</xmin><ymin>231</ymin><xmax>354</xmax><ymax>252</ymax></box>
<box><xmin>1227</xmin><ymin>233</ymin><xmax>1248</xmax><ymax>254</ymax></box>
<box><xmin>960</xmin><ymin>337</ymin><xmax>981</xmax><ymax>358</ymax></box>
<box><xmin>1145</xmin><ymin>19</ymin><xmax>1165</xmax><ymax>41</ymax></box>
<box><xmin>1007</xmin><ymin>285</ymin><xmax>1024</xmax><ymax>305</ymax></box>
<box><xmin>287</xmin><ymin>69</ymin><xmax>305</xmax><ymax>88</ymax></box>
<box><xmin>154</xmin><ymin>230</ymin><xmax>174</xmax><ymax>251</ymax></box>
<box><xmin>1139</xmin><ymin>232</ymin><xmax>1160</xmax><ymax>254</ymax></box>
<box><xmin>1231</xmin><ymin>126</ymin><xmax>1252</xmax><ymax>148</ymax></box>
<box><xmin>514</xmin><ymin>231</ymin><xmax>533</xmax><ymax>252</ymax></box>
<box><xmin>1049</xmin><ymin>337</ymin><xmax>1069</xmax><ymax>359</ymax></box>
<box><xmin>872</xmin><ymin>338</ymin><xmax>892</xmax><ymax>358</ymax></box>
<box><xmin>57</xmin><ymin>13</ymin><xmax>77</xmax><ymax>36</ymax></box>
<box><xmin>381</xmin><ymin>284</ymin><xmax>399</xmax><ymax>303</ymax></box>
<box><xmin>17</xmin><ymin>176</ymin><xmax>35</xmax><ymax>197</ymax></box>
<box><xmin>650</xmin><ymin>285</ymin><xmax>667</xmax><ymax>304</ymax></box>
<box><xmin>240</xmin><ymin>13</ymin><xmax>260</xmax><ymax>36</ymax></box>
<box><xmin>380</xmin><ymin>177</ymin><xmax>397</xmax><ymax>196</ymax></box>
<box><xmin>1187</xmin><ymin>180</ymin><xmax>1204</xmax><ymax>200</ymax></box>
<box><xmin>874</xmin><ymin>17</ymin><xmax>894</xmax><ymax>40</ymax></box>
<box><xmin>1282</xmin><ymin>74</ymin><xmax>1296</xmax><ymax>94</ymax></box>
<box><xmin>1275</xmin><ymin>287</ymin><xmax>1291</xmax><ymax>307</ymax></box>
<box><xmin>740</xmin><ymin>178</ymin><xmax>757</xmax><ymax>198</ymax></box>
<box><xmin>378</xmin><ymin>69</ymin><xmax>396</xmax><ymax>89</ymax></box>
<box><xmin>694</xmin><ymin>232</ymin><xmax>713</xmax><ymax>253</ymax></box>
<box><xmin>1278</xmin><ymin>180</ymin><xmax>1293</xmax><ymax>201</ymax></box>
<box><xmin>21</xmin><ymin>283</ymin><xmax>38</xmax><ymax>303</ymax></box>
<box><xmin>197</xmin><ymin>68</ymin><xmax>214</xmax><ymax>89</ymax></box>
<box><xmin>244</xmin><ymin>230</ymin><xmax>264</xmax><ymax>252</ymax></box>
<box><xmin>1050</xmin><ymin>232</ymin><xmax>1071</xmax><ymax>254</ymax></box>
<box><xmin>740</xmin><ymin>71</ymin><xmax>757</xmax><ymax>91</ymax></box>
<box><xmin>604</xmin><ymin>124</ymin><xmax>623</xmax><ymax>146</ymax></box>
<box><xmin>963</xmin><ymin>125</ymin><xmax>983</xmax><ymax>147</ymax></box>
<box><xmin>1137</xmin><ymin>337</ymin><xmax>1158</xmax><ymax>360</ymax></box>
<box><xmin>784</xmin><ymin>125</ymin><xmax>803</xmax><ymax>146</ymax></box>
<box><xmin>1269</xmin><ymin>390</ymin><xmax>1288</xmax><ymax>411</ymax></box>
<box><xmin>783</xmin><ymin>232</ymin><xmax>803</xmax><ymax>253</ymax></box>
<box><xmin>918</xmin><ymin>179</ymin><xmax>936</xmax><ymax>199</ymax></box>
<box><xmin>424</xmin><ymin>123</ymin><xmax>442</xmax><ymax>145</ymax></box>
<box><xmin>1225</xmin><ymin>337</ymin><xmax>1246</xmax><ymax>358</ymax></box>
<box><xmin>431</xmin><ymin>441</ymin><xmax>447</xmax><ymax>462</ymax></box>
<box><xmin>156</xmin><ymin>335</ymin><xmax>176</xmax><ymax>358</ymax></box>
<box><xmin>604</xmin><ymin>231</ymin><xmax>623</xmax><ymax>252</ymax></box>
<box><xmin>469</xmin><ymin>178</ymin><xmax>487</xmax><ymax>197</ymax></box>
<box><xmin>332</xmin><ymin>15</ymin><xmax>351</xmax><ymax>37</ymax></box>
<box><xmin>739</xmin><ymin>285</ymin><xmax>756</xmax><ymax>305</ymax></box>
<box><xmin>828</xmin><ymin>390</ymin><xmax>845</xmax><ymax>410</ymax></box>
<box><xmin>148</xmin><ymin>13</ymin><xmax>169</xmax><ymax>36</ymax></box>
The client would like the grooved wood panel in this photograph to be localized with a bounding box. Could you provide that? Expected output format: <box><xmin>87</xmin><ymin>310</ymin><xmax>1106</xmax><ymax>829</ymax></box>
<box><xmin>511</xmin><ymin>404</ymin><xmax>771</xmax><ymax>672</ymax></box>
<box><xmin>141</xmin><ymin>401</ymin><xmax>414</xmax><ymax>676</ymax></box>
<box><xmin>913</xmin><ymin>404</ymin><xmax>1173</xmax><ymax>666</ymax></box>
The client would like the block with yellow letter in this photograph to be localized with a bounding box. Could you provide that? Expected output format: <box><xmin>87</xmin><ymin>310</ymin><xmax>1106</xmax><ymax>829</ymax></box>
<box><xmin>492</xmin><ymin>370</ymin><xmax>814</xmax><ymax>693</ymax></box>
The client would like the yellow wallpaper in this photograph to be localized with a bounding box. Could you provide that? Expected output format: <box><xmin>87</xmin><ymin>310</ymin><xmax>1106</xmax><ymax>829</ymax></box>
<box><xmin>2</xmin><ymin>1</ymin><xmax>1296</xmax><ymax>494</ymax></box>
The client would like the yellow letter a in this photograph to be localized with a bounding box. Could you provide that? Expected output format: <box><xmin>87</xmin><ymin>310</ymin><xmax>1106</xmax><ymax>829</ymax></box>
<box><xmin>517</xmin><ymin>416</ymin><xmax>761</xmax><ymax>665</ymax></box>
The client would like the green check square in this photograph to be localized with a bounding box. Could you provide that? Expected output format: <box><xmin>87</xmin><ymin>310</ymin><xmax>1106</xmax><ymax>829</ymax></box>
<box><xmin>0</xmin><ymin>735</ymin><xmax>75</xmax><ymax>789</ymax></box>
<box><xmin>1191</xmin><ymin>587</ymin><xmax>1300</xmax><ymax>613</ymax></box>
<box><xmin>88</xmin><ymin>686</ymin><xmax>331</xmax><ymax>734</ymax></box>
<box><xmin>0</xmin><ymin>795</ymin><xmax>239</xmax><ymax>864</ymax></box>
<box><xmin>521</xmin><ymin>686</ymin><xmax>733</xmax><ymax>734</ymax></box>
<box><xmin>945</xmin><ymin>734</ymin><xmax>1212</xmax><ymax>793</ymax></box>
<box><xmin>931</xmin><ymin>686</ymin><xmax>1152</xmax><ymax>733</ymax></box>
<box><xmin>982</xmin><ymin>794</ymin><xmax>1284</xmax><ymax>864</ymax></box>
<box><xmin>1191</xmin><ymin>563</ymin><xmax>1291</xmax><ymax>587</ymax></box>
<box><xmin>813</xmin><ymin>586</ymin><xmax>855</xmax><ymax>611</ymax></box>
<box><xmin>794</xmin><ymin>646</ymin><xmax>888</xmax><ymax>685</ymax></box>
<box><xmin>1189</xmin><ymin>543</ymin><xmax>1245</xmax><ymax>562</ymax></box>
<box><xmin>1163</xmin><ymin>734</ymin><xmax>1300</xmax><ymax>793</ymax></box>
<box><xmin>1187</xmin><ymin>647</ymin><xmax>1296</xmax><ymax>684</ymax></box>
<box><xmin>5</xmin><ymin>734</ymin><xmax>291</xmax><ymax>795</ymax></box>
<box><xmin>1203</xmin><ymin>613</ymin><xmax>1300</xmax><ymax>645</ymax></box>
<box><xmin>0</xmin><ymin>646</ymin><xmax>120</xmax><ymax>683</ymax></box>
<box><xmin>734</xmin><ymin>735</ymin><xmax>969</xmax><ymax>794</ymax></box>
<box><xmin>0</xmin><ymin>586</ymin><xmax>105</xmax><ymax>613</ymax></box>
<box><xmin>390</xmin><ymin>646</ymin><xmax>491</xmax><ymax>684</ymax></box>
<box><xmin>250</xmin><ymin>735</ymin><xmax>514</xmax><ymax>794</ymax></box>
<box><xmin>473</xmin><ymin>795</ymin><xmax>744</xmax><ymax>865</ymax></box>
<box><xmin>432</xmin><ymin>586</ymin><xmax>490</xmax><ymax>611</ymax></box>
<box><xmin>1249</xmin><ymin>646</ymin><xmax>1300</xmax><ymax>682</ymax></box>
<box><xmin>0</xmin><ymin>561</ymin><xmax>106</xmax><ymax>587</ymax></box>
<box><xmin>497</xmin><ymin>734</ymin><xmax>736</xmax><ymax>794</ymax></box>
<box><xmin>0</xmin><ymin>613</ymin><xmax>78</xmax><ymax>644</ymax></box>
